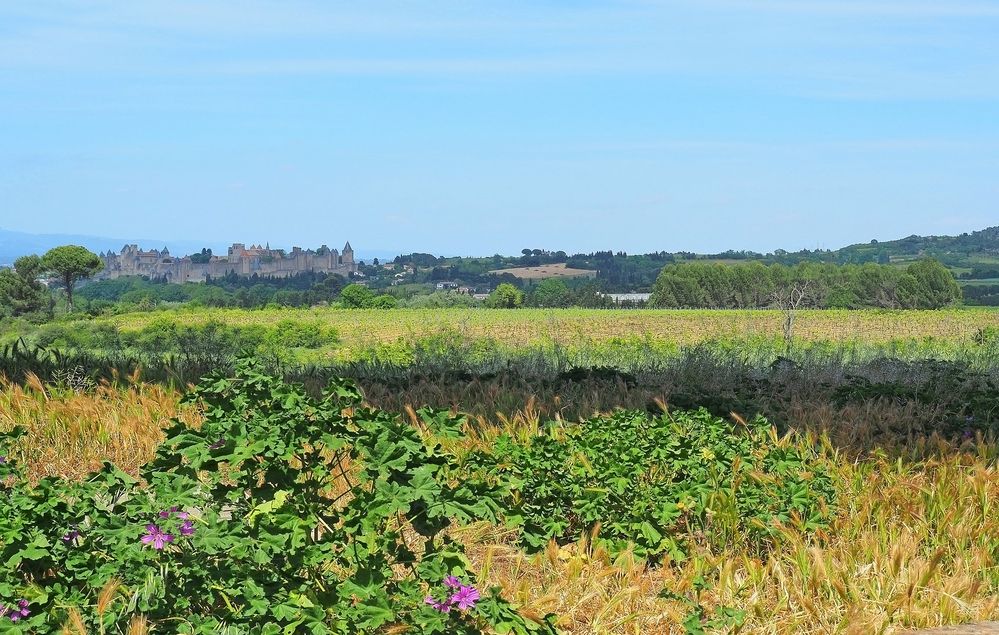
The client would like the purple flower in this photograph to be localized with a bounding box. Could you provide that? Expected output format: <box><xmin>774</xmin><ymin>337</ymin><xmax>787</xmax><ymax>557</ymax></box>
<box><xmin>424</xmin><ymin>595</ymin><xmax>452</xmax><ymax>613</ymax></box>
<box><xmin>0</xmin><ymin>456</ymin><xmax>7</xmax><ymax>464</ymax></box>
<box><xmin>1</xmin><ymin>600</ymin><xmax>29</xmax><ymax>622</ymax></box>
<box><xmin>159</xmin><ymin>506</ymin><xmax>189</xmax><ymax>520</ymax></box>
<box><xmin>62</xmin><ymin>529</ymin><xmax>81</xmax><ymax>543</ymax></box>
<box><xmin>426</xmin><ymin>577</ymin><xmax>480</xmax><ymax>613</ymax></box>
<box><xmin>450</xmin><ymin>585</ymin><xmax>480</xmax><ymax>611</ymax></box>
<box><xmin>141</xmin><ymin>524</ymin><xmax>174</xmax><ymax>550</ymax></box>
<box><xmin>180</xmin><ymin>520</ymin><xmax>195</xmax><ymax>536</ymax></box>
<box><xmin>208</xmin><ymin>439</ymin><xmax>225</xmax><ymax>450</ymax></box>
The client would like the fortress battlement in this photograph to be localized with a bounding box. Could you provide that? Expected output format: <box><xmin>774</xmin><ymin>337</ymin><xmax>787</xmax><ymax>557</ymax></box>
<box><xmin>97</xmin><ymin>241</ymin><xmax>357</xmax><ymax>283</ymax></box>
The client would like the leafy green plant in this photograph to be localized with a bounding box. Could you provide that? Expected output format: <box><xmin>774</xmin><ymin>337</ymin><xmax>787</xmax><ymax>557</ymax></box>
<box><xmin>0</xmin><ymin>360</ymin><xmax>556</xmax><ymax>634</ymax></box>
<box><xmin>467</xmin><ymin>408</ymin><xmax>836</xmax><ymax>562</ymax></box>
<box><xmin>660</xmin><ymin>575</ymin><xmax>746</xmax><ymax>635</ymax></box>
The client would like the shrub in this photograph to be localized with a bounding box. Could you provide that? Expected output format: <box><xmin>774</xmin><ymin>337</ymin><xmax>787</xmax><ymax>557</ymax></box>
<box><xmin>368</xmin><ymin>294</ymin><xmax>398</xmax><ymax>309</ymax></box>
<box><xmin>270</xmin><ymin>319</ymin><xmax>337</xmax><ymax>349</ymax></box>
<box><xmin>338</xmin><ymin>284</ymin><xmax>374</xmax><ymax>308</ymax></box>
<box><xmin>0</xmin><ymin>362</ymin><xmax>556</xmax><ymax>634</ymax></box>
<box><xmin>467</xmin><ymin>408</ymin><xmax>837</xmax><ymax>562</ymax></box>
<box><xmin>486</xmin><ymin>284</ymin><xmax>523</xmax><ymax>309</ymax></box>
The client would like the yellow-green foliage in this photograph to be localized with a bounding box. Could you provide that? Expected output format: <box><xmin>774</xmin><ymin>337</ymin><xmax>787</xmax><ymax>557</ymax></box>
<box><xmin>7</xmin><ymin>307</ymin><xmax>998</xmax><ymax>365</ymax></box>
<box><xmin>108</xmin><ymin>307</ymin><xmax>999</xmax><ymax>345</ymax></box>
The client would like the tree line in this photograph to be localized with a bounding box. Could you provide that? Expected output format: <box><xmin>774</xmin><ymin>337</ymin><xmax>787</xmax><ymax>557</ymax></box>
<box><xmin>649</xmin><ymin>259</ymin><xmax>961</xmax><ymax>309</ymax></box>
<box><xmin>0</xmin><ymin>246</ymin><xmax>967</xmax><ymax>318</ymax></box>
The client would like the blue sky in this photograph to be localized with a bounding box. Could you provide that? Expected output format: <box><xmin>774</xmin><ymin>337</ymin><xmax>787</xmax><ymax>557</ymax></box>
<box><xmin>1</xmin><ymin>1</ymin><xmax>997</xmax><ymax>256</ymax></box>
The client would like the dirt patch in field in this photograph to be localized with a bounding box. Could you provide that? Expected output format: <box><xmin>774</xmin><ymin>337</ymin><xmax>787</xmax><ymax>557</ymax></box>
<box><xmin>489</xmin><ymin>262</ymin><xmax>597</xmax><ymax>279</ymax></box>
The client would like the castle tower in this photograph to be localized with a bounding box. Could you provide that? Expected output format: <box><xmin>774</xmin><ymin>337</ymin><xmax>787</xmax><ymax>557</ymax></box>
<box><xmin>342</xmin><ymin>241</ymin><xmax>354</xmax><ymax>265</ymax></box>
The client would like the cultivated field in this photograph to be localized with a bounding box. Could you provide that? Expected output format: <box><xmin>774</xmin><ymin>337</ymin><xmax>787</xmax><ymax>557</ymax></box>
<box><xmin>488</xmin><ymin>263</ymin><xmax>598</xmax><ymax>280</ymax></box>
<box><xmin>78</xmin><ymin>306</ymin><xmax>999</xmax><ymax>351</ymax></box>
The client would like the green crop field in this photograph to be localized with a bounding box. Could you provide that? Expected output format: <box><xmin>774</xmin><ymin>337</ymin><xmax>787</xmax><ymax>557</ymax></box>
<box><xmin>5</xmin><ymin>307</ymin><xmax>998</xmax><ymax>379</ymax></box>
<box><xmin>53</xmin><ymin>306</ymin><xmax>999</xmax><ymax>350</ymax></box>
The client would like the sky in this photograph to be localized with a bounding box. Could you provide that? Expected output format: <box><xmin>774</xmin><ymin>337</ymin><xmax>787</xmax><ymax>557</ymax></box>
<box><xmin>1</xmin><ymin>1</ymin><xmax>998</xmax><ymax>257</ymax></box>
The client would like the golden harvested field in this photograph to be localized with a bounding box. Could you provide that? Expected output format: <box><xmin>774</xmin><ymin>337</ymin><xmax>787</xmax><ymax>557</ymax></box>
<box><xmin>488</xmin><ymin>263</ymin><xmax>598</xmax><ymax>279</ymax></box>
<box><xmin>99</xmin><ymin>307</ymin><xmax>999</xmax><ymax>354</ymax></box>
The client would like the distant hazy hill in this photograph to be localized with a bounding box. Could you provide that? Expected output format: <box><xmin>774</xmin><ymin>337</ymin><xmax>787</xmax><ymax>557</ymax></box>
<box><xmin>0</xmin><ymin>228</ymin><xmax>220</xmax><ymax>266</ymax></box>
<box><xmin>836</xmin><ymin>226</ymin><xmax>999</xmax><ymax>264</ymax></box>
<box><xmin>827</xmin><ymin>226</ymin><xmax>999</xmax><ymax>280</ymax></box>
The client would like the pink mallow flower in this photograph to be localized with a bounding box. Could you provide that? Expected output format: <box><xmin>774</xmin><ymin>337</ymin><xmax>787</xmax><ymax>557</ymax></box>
<box><xmin>424</xmin><ymin>595</ymin><xmax>452</xmax><ymax>613</ymax></box>
<box><xmin>141</xmin><ymin>524</ymin><xmax>174</xmax><ymax>550</ymax></box>
<box><xmin>425</xmin><ymin>577</ymin><xmax>480</xmax><ymax>613</ymax></box>
<box><xmin>1</xmin><ymin>600</ymin><xmax>30</xmax><ymax>622</ymax></box>
<box><xmin>450</xmin><ymin>585</ymin><xmax>480</xmax><ymax>611</ymax></box>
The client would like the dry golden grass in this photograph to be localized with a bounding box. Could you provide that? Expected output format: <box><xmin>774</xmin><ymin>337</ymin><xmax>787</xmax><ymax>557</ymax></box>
<box><xmin>488</xmin><ymin>263</ymin><xmax>599</xmax><ymax>280</ymax></box>
<box><xmin>0</xmin><ymin>375</ymin><xmax>198</xmax><ymax>480</ymax></box>
<box><xmin>456</xmin><ymin>440</ymin><xmax>999</xmax><ymax>634</ymax></box>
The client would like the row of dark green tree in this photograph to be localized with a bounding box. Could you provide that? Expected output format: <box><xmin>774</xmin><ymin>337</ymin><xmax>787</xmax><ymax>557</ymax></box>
<box><xmin>649</xmin><ymin>259</ymin><xmax>961</xmax><ymax>309</ymax></box>
<box><xmin>77</xmin><ymin>270</ymin><xmax>351</xmax><ymax>313</ymax></box>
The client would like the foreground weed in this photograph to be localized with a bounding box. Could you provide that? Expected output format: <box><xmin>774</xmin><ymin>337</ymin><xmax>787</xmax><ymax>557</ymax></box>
<box><xmin>0</xmin><ymin>361</ymin><xmax>555</xmax><ymax>633</ymax></box>
<box><xmin>0</xmin><ymin>376</ymin><xmax>197</xmax><ymax>480</ymax></box>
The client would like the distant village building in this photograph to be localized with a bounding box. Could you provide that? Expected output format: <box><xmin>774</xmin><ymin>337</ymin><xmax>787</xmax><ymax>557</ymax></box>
<box><xmin>600</xmin><ymin>292</ymin><xmax>652</xmax><ymax>305</ymax></box>
<box><xmin>97</xmin><ymin>241</ymin><xmax>357</xmax><ymax>283</ymax></box>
